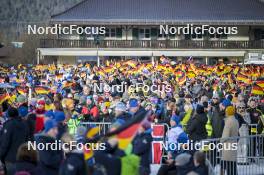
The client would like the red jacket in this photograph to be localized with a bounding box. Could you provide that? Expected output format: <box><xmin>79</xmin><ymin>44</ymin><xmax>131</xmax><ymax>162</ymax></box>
<box><xmin>82</xmin><ymin>106</ymin><xmax>99</xmax><ymax>118</ymax></box>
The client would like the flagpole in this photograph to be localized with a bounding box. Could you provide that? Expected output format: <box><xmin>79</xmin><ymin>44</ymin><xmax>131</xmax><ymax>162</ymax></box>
<box><xmin>151</xmin><ymin>52</ymin><xmax>154</xmax><ymax>66</ymax></box>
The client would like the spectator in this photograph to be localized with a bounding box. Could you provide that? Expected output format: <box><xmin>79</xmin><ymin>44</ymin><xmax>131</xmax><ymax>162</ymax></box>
<box><xmin>25</xmin><ymin>113</ymin><xmax>37</xmax><ymax>141</ymax></box>
<box><xmin>0</xmin><ymin>107</ymin><xmax>29</xmax><ymax>174</ymax></box>
<box><xmin>175</xmin><ymin>153</ymin><xmax>194</xmax><ymax>175</ymax></box>
<box><xmin>128</xmin><ymin>98</ymin><xmax>146</xmax><ymax>117</ymax></box>
<box><xmin>35</xmin><ymin>119</ymin><xmax>63</xmax><ymax>175</ymax></box>
<box><xmin>247</xmin><ymin>97</ymin><xmax>263</xmax><ymax>134</ymax></box>
<box><xmin>8</xmin><ymin>143</ymin><xmax>38</xmax><ymax>175</ymax></box>
<box><xmin>114</xmin><ymin>102</ymin><xmax>130</xmax><ymax>122</ymax></box>
<box><xmin>210</xmin><ymin>93</ymin><xmax>225</xmax><ymax>138</ymax></box>
<box><xmin>34</xmin><ymin>100</ymin><xmax>46</xmax><ymax>133</ymax></box>
<box><xmin>191</xmin><ymin>151</ymin><xmax>208</xmax><ymax>175</ymax></box>
<box><xmin>167</xmin><ymin>115</ymin><xmax>185</xmax><ymax>159</ymax></box>
<box><xmin>186</xmin><ymin>105</ymin><xmax>207</xmax><ymax>142</ymax></box>
<box><xmin>54</xmin><ymin>111</ymin><xmax>67</xmax><ymax>140</ymax></box>
<box><xmin>221</xmin><ymin>106</ymin><xmax>239</xmax><ymax>175</ymax></box>
<box><xmin>59</xmin><ymin>133</ymin><xmax>87</xmax><ymax>175</ymax></box>
<box><xmin>132</xmin><ymin>120</ymin><xmax>152</xmax><ymax>175</ymax></box>
<box><xmin>81</xmin><ymin>96</ymin><xmax>99</xmax><ymax>122</ymax></box>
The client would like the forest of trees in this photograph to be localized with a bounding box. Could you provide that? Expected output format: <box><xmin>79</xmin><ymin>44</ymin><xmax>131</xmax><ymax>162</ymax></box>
<box><xmin>0</xmin><ymin>0</ymin><xmax>82</xmax><ymax>64</ymax></box>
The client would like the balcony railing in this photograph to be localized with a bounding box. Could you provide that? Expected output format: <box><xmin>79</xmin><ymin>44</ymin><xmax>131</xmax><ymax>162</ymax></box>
<box><xmin>40</xmin><ymin>39</ymin><xmax>264</xmax><ymax>49</ymax></box>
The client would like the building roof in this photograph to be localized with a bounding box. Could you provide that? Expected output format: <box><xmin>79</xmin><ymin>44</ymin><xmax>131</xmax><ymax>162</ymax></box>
<box><xmin>51</xmin><ymin>0</ymin><xmax>264</xmax><ymax>25</ymax></box>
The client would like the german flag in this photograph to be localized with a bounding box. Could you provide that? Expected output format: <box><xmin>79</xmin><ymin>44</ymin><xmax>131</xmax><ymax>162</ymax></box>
<box><xmin>105</xmin><ymin>110</ymin><xmax>149</xmax><ymax>150</ymax></box>
<box><xmin>63</xmin><ymin>82</ymin><xmax>73</xmax><ymax>89</ymax></box>
<box><xmin>227</xmin><ymin>74</ymin><xmax>234</xmax><ymax>85</ymax></box>
<box><xmin>237</xmin><ymin>73</ymin><xmax>252</xmax><ymax>85</ymax></box>
<box><xmin>125</xmin><ymin>60</ymin><xmax>137</xmax><ymax>68</ymax></box>
<box><xmin>175</xmin><ymin>70</ymin><xmax>186</xmax><ymax>86</ymax></box>
<box><xmin>256</xmin><ymin>79</ymin><xmax>264</xmax><ymax>88</ymax></box>
<box><xmin>104</xmin><ymin>66</ymin><xmax>113</xmax><ymax>73</ymax></box>
<box><xmin>84</xmin><ymin>127</ymin><xmax>100</xmax><ymax>160</ymax></box>
<box><xmin>233</xmin><ymin>66</ymin><xmax>240</xmax><ymax>75</ymax></box>
<box><xmin>0</xmin><ymin>93</ymin><xmax>9</xmax><ymax>104</ymax></box>
<box><xmin>55</xmin><ymin>74</ymin><xmax>63</xmax><ymax>80</ymax></box>
<box><xmin>16</xmin><ymin>86</ymin><xmax>28</xmax><ymax>95</ymax></box>
<box><xmin>175</xmin><ymin>69</ymin><xmax>183</xmax><ymax>78</ymax></box>
<box><xmin>97</xmin><ymin>69</ymin><xmax>106</xmax><ymax>77</ymax></box>
<box><xmin>34</xmin><ymin>86</ymin><xmax>50</xmax><ymax>94</ymax></box>
<box><xmin>106</xmin><ymin>60</ymin><xmax>110</xmax><ymax>67</ymax></box>
<box><xmin>187</xmin><ymin>71</ymin><xmax>196</xmax><ymax>78</ymax></box>
<box><xmin>251</xmin><ymin>85</ymin><xmax>264</xmax><ymax>95</ymax></box>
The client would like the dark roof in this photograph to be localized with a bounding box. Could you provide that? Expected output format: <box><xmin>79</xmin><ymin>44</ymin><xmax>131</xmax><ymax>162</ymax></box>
<box><xmin>51</xmin><ymin>0</ymin><xmax>264</xmax><ymax>25</ymax></box>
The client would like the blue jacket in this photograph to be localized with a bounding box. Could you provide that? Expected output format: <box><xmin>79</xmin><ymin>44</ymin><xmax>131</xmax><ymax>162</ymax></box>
<box><xmin>132</xmin><ymin>129</ymin><xmax>153</xmax><ymax>172</ymax></box>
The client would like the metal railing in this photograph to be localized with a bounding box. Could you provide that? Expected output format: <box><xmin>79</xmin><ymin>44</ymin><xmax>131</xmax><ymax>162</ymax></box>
<box><xmin>79</xmin><ymin>122</ymin><xmax>112</xmax><ymax>135</ymax></box>
<box><xmin>203</xmin><ymin>134</ymin><xmax>264</xmax><ymax>175</ymax></box>
<box><xmin>40</xmin><ymin>39</ymin><xmax>264</xmax><ymax>49</ymax></box>
<box><xmin>77</xmin><ymin>122</ymin><xmax>264</xmax><ymax>174</ymax></box>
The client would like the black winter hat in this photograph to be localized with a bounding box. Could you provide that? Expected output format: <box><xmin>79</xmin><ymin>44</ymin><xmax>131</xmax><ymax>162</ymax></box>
<box><xmin>8</xmin><ymin>107</ymin><xmax>19</xmax><ymax>118</ymax></box>
<box><xmin>196</xmin><ymin>104</ymin><xmax>205</xmax><ymax>114</ymax></box>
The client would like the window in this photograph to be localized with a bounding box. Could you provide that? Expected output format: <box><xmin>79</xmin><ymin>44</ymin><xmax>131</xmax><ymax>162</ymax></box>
<box><xmin>79</xmin><ymin>26</ymin><xmax>93</xmax><ymax>40</ymax></box>
<box><xmin>158</xmin><ymin>29</ymin><xmax>167</xmax><ymax>38</ymax></box>
<box><xmin>169</xmin><ymin>33</ymin><xmax>176</xmax><ymax>39</ymax></box>
<box><xmin>261</xmin><ymin>31</ymin><xmax>264</xmax><ymax>39</ymax></box>
<box><xmin>185</xmin><ymin>34</ymin><xmax>191</xmax><ymax>40</ymax></box>
<box><xmin>139</xmin><ymin>28</ymin><xmax>150</xmax><ymax>39</ymax></box>
<box><xmin>105</xmin><ymin>28</ymin><xmax>116</xmax><ymax>38</ymax></box>
<box><xmin>191</xmin><ymin>28</ymin><xmax>203</xmax><ymax>39</ymax></box>
<box><xmin>209</xmin><ymin>33</ymin><xmax>227</xmax><ymax>39</ymax></box>
<box><xmin>192</xmin><ymin>33</ymin><xmax>203</xmax><ymax>39</ymax></box>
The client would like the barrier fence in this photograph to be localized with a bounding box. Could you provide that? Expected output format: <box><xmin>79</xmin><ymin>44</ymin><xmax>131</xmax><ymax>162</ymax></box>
<box><xmin>202</xmin><ymin>134</ymin><xmax>264</xmax><ymax>175</ymax></box>
<box><xmin>78</xmin><ymin>122</ymin><xmax>264</xmax><ymax>174</ymax></box>
<box><xmin>79</xmin><ymin>122</ymin><xmax>112</xmax><ymax>135</ymax></box>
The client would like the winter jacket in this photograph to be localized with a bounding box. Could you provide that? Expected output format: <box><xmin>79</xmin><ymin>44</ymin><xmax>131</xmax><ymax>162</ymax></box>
<box><xmin>82</xmin><ymin>105</ymin><xmax>99</xmax><ymax>122</ymax></box>
<box><xmin>94</xmin><ymin>144</ymin><xmax>121</xmax><ymax>175</ymax></box>
<box><xmin>247</xmin><ymin>108</ymin><xmax>263</xmax><ymax>134</ymax></box>
<box><xmin>25</xmin><ymin>114</ymin><xmax>36</xmax><ymax>141</ymax></box>
<box><xmin>35</xmin><ymin>135</ymin><xmax>63</xmax><ymax>175</ymax></box>
<box><xmin>130</xmin><ymin>107</ymin><xmax>146</xmax><ymax>118</ymax></box>
<box><xmin>59</xmin><ymin>150</ymin><xmax>87</xmax><ymax>175</ymax></box>
<box><xmin>132</xmin><ymin>129</ymin><xmax>153</xmax><ymax>174</ymax></box>
<box><xmin>57</xmin><ymin>122</ymin><xmax>68</xmax><ymax>140</ymax></box>
<box><xmin>121</xmin><ymin>154</ymin><xmax>140</xmax><ymax>175</ymax></box>
<box><xmin>115</xmin><ymin>113</ymin><xmax>131</xmax><ymax>122</ymax></box>
<box><xmin>8</xmin><ymin>161</ymin><xmax>37</xmax><ymax>175</ymax></box>
<box><xmin>193</xmin><ymin>164</ymin><xmax>208</xmax><ymax>175</ymax></box>
<box><xmin>211</xmin><ymin>106</ymin><xmax>225</xmax><ymax>139</ymax></box>
<box><xmin>167</xmin><ymin>126</ymin><xmax>184</xmax><ymax>150</ymax></box>
<box><xmin>186</xmin><ymin>113</ymin><xmax>208</xmax><ymax>142</ymax></box>
<box><xmin>67</xmin><ymin>118</ymin><xmax>80</xmax><ymax>135</ymax></box>
<box><xmin>34</xmin><ymin>116</ymin><xmax>45</xmax><ymax>133</ymax></box>
<box><xmin>181</xmin><ymin>109</ymin><xmax>193</xmax><ymax>129</ymax></box>
<box><xmin>0</xmin><ymin>118</ymin><xmax>29</xmax><ymax>163</ymax></box>
<box><xmin>221</xmin><ymin>116</ymin><xmax>239</xmax><ymax>162</ymax></box>
<box><xmin>175</xmin><ymin>153</ymin><xmax>194</xmax><ymax>175</ymax></box>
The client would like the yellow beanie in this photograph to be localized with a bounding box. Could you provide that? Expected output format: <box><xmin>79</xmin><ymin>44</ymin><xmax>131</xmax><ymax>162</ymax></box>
<box><xmin>225</xmin><ymin>106</ymin><xmax>235</xmax><ymax>117</ymax></box>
